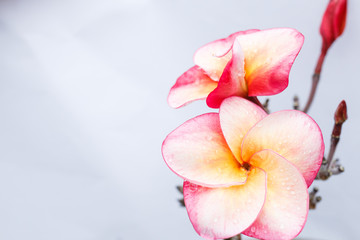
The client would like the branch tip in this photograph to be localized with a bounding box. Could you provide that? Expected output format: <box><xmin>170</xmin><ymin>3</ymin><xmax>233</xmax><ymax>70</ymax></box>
<box><xmin>176</xmin><ymin>185</ymin><xmax>183</xmax><ymax>194</ymax></box>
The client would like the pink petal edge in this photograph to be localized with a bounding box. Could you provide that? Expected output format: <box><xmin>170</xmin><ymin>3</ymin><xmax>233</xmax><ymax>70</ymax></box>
<box><xmin>236</xmin><ymin>28</ymin><xmax>304</xmax><ymax>96</ymax></box>
<box><xmin>168</xmin><ymin>66</ymin><xmax>217</xmax><ymax>108</ymax></box>
<box><xmin>206</xmin><ymin>39</ymin><xmax>248</xmax><ymax>108</ymax></box>
<box><xmin>241</xmin><ymin>110</ymin><xmax>324</xmax><ymax>187</ymax></box>
<box><xmin>242</xmin><ymin>149</ymin><xmax>309</xmax><ymax>240</ymax></box>
<box><xmin>183</xmin><ymin>168</ymin><xmax>267</xmax><ymax>240</ymax></box>
<box><xmin>162</xmin><ymin>113</ymin><xmax>248</xmax><ymax>187</ymax></box>
<box><xmin>194</xmin><ymin>29</ymin><xmax>260</xmax><ymax>81</ymax></box>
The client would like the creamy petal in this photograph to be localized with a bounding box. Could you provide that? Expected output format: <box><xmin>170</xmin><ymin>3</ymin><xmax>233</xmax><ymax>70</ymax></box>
<box><xmin>162</xmin><ymin>113</ymin><xmax>247</xmax><ymax>187</ymax></box>
<box><xmin>194</xmin><ymin>30</ymin><xmax>259</xmax><ymax>81</ymax></box>
<box><xmin>241</xmin><ymin>110</ymin><xmax>324</xmax><ymax>186</ymax></box>
<box><xmin>243</xmin><ymin>150</ymin><xmax>308</xmax><ymax>240</ymax></box>
<box><xmin>219</xmin><ymin>97</ymin><xmax>267</xmax><ymax>163</ymax></box>
<box><xmin>183</xmin><ymin>168</ymin><xmax>266</xmax><ymax>240</ymax></box>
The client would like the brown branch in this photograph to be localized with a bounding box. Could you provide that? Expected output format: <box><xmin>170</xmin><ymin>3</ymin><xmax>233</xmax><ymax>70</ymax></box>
<box><xmin>302</xmin><ymin>50</ymin><xmax>327</xmax><ymax>113</ymax></box>
<box><xmin>317</xmin><ymin>101</ymin><xmax>347</xmax><ymax>180</ymax></box>
<box><xmin>302</xmin><ymin>73</ymin><xmax>320</xmax><ymax>113</ymax></box>
<box><xmin>225</xmin><ymin>234</ymin><xmax>242</xmax><ymax>240</ymax></box>
<box><xmin>176</xmin><ymin>185</ymin><xmax>185</xmax><ymax>207</ymax></box>
<box><xmin>309</xmin><ymin>187</ymin><xmax>322</xmax><ymax>209</ymax></box>
<box><xmin>262</xmin><ymin>98</ymin><xmax>270</xmax><ymax>113</ymax></box>
<box><xmin>293</xmin><ymin>95</ymin><xmax>300</xmax><ymax>110</ymax></box>
<box><xmin>248</xmin><ymin>96</ymin><xmax>269</xmax><ymax>113</ymax></box>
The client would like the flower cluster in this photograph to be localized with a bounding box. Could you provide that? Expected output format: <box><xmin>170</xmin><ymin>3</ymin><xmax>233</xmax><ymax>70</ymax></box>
<box><xmin>162</xmin><ymin>27</ymin><xmax>329</xmax><ymax>240</ymax></box>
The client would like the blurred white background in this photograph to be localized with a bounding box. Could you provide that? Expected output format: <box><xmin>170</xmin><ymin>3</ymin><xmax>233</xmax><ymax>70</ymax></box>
<box><xmin>0</xmin><ymin>0</ymin><xmax>358</xmax><ymax>239</ymax></box>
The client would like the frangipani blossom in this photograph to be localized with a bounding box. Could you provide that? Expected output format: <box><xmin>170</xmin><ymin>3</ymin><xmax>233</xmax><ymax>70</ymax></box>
<box><xmin>168</xmin><ymin>28</ymin><xmax>304</xmax><ymax>108</ymax></box>
<box><xmin>162</xmin><ymin>97</ymin><xmax>324</xmax><ymax>240</ymax></box>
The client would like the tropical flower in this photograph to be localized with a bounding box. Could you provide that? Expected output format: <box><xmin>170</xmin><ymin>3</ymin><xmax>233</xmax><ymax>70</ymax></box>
<box><xmin>167</xmin><ymin>28</ymin><xmax>304</xmax><ymax>108</ymax></box>
<box><xmin>320</xmin><ymin>0</ymin><xmax>347</xmax><ymax>54</ymax></box>
<box><xmin>162</xmin><ymin>97</ymin><xmax>324</xmax><ymax>240</ymax></box>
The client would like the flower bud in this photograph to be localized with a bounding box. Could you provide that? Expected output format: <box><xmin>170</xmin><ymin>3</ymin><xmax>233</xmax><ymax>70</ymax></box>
<box><xmin>334</xmin><ymin>100</ymin><xmax>348</xmax><ymax>124</ymax></box>
<box><xmin>320</xmin><ymin>0</ymin><xmax>347</xmax><ymax>53</ymax></box>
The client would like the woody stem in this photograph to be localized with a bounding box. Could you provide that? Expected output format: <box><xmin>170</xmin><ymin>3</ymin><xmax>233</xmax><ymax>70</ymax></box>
<box><xmin>248</xmin><ymin>96</ymin><xmax>269</xmax><ymax>113</ymax></box>
<box><xmin>302</xmin><ymin>50</ymin><xmax>327</xmax><ymax>113</ymax></box>
<box><xmin>224</xmin><ymin>234</ymin><xmax>242</xmax><ymax>240</ymax></box>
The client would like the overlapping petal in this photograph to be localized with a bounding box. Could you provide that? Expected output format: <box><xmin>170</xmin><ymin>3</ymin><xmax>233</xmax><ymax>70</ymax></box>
<box><xmin>241</xmin><ymin>110</ymin><xmax>325</xmax><ymax>186</ymax></box>
<box><xmin>194</xmin><ymin>30</ymin><xmax>259</xmax><ymax>81</ymax></box>
<box><xmin>183</xmin><ymin>168</ymin><xmax>266</xmax><ymax>240</ymax></box>
<box><xmin>168</xmin><ymin>66</ymin><xmax>217</xmax><ymax>108</ymax></box>
<box><xmin>162</xmin><ymin>113</ymin><xmax>247</xmax><ymax>187</ymax></box>
<box><xmin>242</xmin><ymin>150</ymin><xmax>308</xmax><ymax>240</ymax></box>
<box><xmin>169</xmin><ymin>28</ymin><xmax>304</xmax><ymax>109</ymax></box>
<box><xmin>206</xmin><ymin>39</ymin><xmax>247</xmax><ymax>108</ymax></box>
<box><xmin>162</xmin><ymin>96</ymin><xmax>325</xmax><ymax>240</ymax></box>
<box><xmin>219</xmin><ymin>97</ymin><xmax>267</xmax><ymax>163</ymax></box>
<box><xmin>236</xmin><ymin>28</ymin><xmax>304</xmax><ymax>96</ymax></box>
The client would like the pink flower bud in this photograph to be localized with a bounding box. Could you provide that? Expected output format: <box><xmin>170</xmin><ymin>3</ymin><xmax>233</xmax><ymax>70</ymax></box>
<box><xmin>320</xmin><ymin>0</ymin><xmax>347</xmax><ymax>53</ymax></box>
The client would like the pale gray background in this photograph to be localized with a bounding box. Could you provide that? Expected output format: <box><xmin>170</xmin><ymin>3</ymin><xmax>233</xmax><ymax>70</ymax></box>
<box><xmin>0</xmin><ymin>0</ymin><xmax>358</xmax><ymax>239</ymax></box>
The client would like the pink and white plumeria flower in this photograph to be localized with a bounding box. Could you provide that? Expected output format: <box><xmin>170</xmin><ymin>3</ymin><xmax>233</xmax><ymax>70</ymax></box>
<box><xmin>168</xmin><ymin>28</ymin><xmax>304</xmax><ymax>108</ymax></box>
<box><xmin>162</xmin><ymin>97</ymin><xmax>324</xmax><ymax>240</ymax></box>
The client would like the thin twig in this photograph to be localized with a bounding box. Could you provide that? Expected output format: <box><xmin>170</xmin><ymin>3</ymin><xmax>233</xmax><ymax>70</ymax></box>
<box><xmin>262</xmin><ymin>98</ymin><xmax>270</xmax><ymax>113</ymax></box>
<box><xmin>293</xmin><ymin>95</ymin><xmax>300</xmax><ymax>110</ymax></box>
<box><xmin>176</xmin><ymin>185</ymin><xmax>185</xmax><ymax>207</ymax></box>
<box><xmin>309</xmin><ymin>187</ymin><xmax>322</xmax><ymax>209</ymax></box>
<box><xmin>224</xmin><ymin>234</ymin><xmax>242</xmax><ymax>240</ymax></box>
<box><xmin>248</xmin><ymin>96</ymin><xmax>269</xmax><ymax>113</ymax></box>
<box><xmin>317</xmin><ymin>101</ymin><xmax>347</xmax><ymax>180</ymax></box>
<box><xmin>303</xmin><ymin>50</ymin><xmax>327</xmax><ymax>113</ymax></box>
<box><xmin>303</xmin><ymin>73</ymin><xmax>320</xmax><ymax>113</ymax></box>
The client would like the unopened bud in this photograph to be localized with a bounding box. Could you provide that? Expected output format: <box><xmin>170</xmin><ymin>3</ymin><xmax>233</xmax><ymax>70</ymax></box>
<box><xmin>320</xmin><ymin>0</ymin><xmax>347</xmax><ymax>52</ymax></box>
<box><xmin>334</xmin><ymin>100</ymin><xmax>348</xmax><ymax>124</ymax></box>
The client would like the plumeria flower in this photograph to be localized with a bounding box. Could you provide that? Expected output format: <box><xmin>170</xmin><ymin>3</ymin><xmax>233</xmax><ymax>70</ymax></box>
<box><xmin>320</xmin><ymin>0</ymin><xmax>347</xmax><ymax>55</ymax></box>
<box><xmin>162</xmin><ymin>97</ymin><xmax>324</xmax><ymax>240</ymax></box>
<box><xmin>168</xmin><ymin>28</ymin><xmax>304</xmax><ymax>108</ymax></box>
